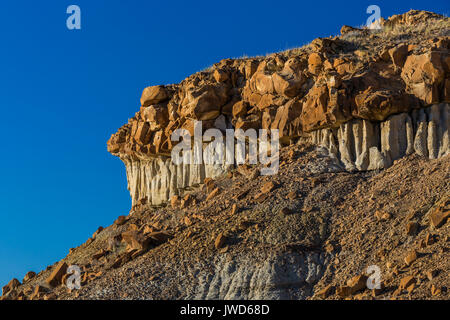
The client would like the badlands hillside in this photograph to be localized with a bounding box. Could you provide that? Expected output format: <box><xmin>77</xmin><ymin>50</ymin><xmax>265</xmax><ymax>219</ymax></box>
<box><xmin>1</xmin><ymin>9</ymin><xmax>449</xmax><ymax>300</ymax></box>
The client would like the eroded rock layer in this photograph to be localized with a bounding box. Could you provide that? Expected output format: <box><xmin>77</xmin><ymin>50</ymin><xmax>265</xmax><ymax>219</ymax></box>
<box><xmin>310</xmin><ymin>103</ymin><xmax>449</xmax><ymax>171</ymax></box>
<box><xmin>123</xmin><ymin>156</ymin><xmax>229</xmax><ymax>207</ymax></box>
<box><xmin>107</xmin><ymin>10</ymin><xmax>450</xmax><ymax>207</ymax></box>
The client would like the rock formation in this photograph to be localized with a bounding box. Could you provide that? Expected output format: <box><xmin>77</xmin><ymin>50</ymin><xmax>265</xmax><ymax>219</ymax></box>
<box><xmin>107</xmin><ymin>9</ymin><xmax>449</xmax><ymax>207</ymax></box>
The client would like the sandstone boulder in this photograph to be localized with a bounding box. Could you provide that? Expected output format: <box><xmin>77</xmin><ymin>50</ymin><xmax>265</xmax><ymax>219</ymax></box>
<box><xmin>142</xmin><ymin>104</ymin><xmax>169</xmax><ymax>130</ymax></box>
<box><xmin>244</xmin><ymin>60</ymin><xmax>259</xmax><ymax>79</ymax></box>
<box><xmin>389</xmin><ymin>44</ymin><xmax>409</xmax><ymax>69</ymax></box>
<box><xmin>181</xmin><ymin>84</ymin><xmax>228</xmax><ymax>120</ymax></box>
<box><xmin>300</xmin><ymin>83</ymin><xmax>331</xmax><ymax>132</ymax></box>
<box><xmin>272</xmin><ymin>72</ymin><xmax>304</xmax><ymax>98</ymax></box>
<box><xmin>251</xmin><ymin>72</ymin><xmax>274</xmax><ymax>95</ymax></box>
<box><xmin>213</xmin><ymin>69</ymin><xmax>229</xmax><ymax>83</ymax></box>
<box><xmin>308</xmin><ymin>53</ymin><xmax>323</xmax><ymax>75</ymax></box>
<box><xmin>141</xmin><ymin>85</ymin><xmax>169</xmax><ymax>107</ymax></box>
<box><xmin>121</xmin><ymin>230</ymin><xmax>153</xmax><ymax>251</ymax></box>
<box><xmin>235</xmin><ymin>114</ymin><xmax>261</xmax><ymax>131</ymax></box>
<box><xmin>271</xmin><ymin>99</ymin><xmax>302</xmax><ymax>140</ymax></box>
<box><xmin>214</xmin><ymin>233</ymin><xmax>227</xmax><ymax>249</ymax></box>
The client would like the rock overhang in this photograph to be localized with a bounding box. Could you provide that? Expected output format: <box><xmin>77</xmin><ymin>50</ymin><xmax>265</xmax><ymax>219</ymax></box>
<box><xmin>107</xmin><ymin>10</ymin><xmax>450</xmax><ymax>207</ymax></box>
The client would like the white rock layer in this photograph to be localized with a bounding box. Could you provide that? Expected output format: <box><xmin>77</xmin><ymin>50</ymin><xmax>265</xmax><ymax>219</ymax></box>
<box><xmin>122</xmin><ymin>154</ymin><xmax>230</xmax><ymax>207</ymax></box>
<box><xmin>310</xmin><ymin>103</ymin><xmax>449</xmax><ymax>171</ymax></box>
<box><xmin>121</xmin><ymin>104</ymin><xmax>448</xmax><ymax>206</ymax></box>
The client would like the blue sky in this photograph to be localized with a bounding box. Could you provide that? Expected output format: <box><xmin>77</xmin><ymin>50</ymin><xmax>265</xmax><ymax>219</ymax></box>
<box><xmin>0</xmin><ymin>0</ymin><xmax>448</xmax><ymax>286</ymax></box>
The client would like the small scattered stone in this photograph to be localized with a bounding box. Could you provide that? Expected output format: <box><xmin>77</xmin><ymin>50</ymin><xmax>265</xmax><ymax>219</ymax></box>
<box><xmin>214</xmin><ymin>233</ymin><xmax>227</xmax><ymax>249</ymax></box>
<box><xmin>219</xmin><ymin>245</ymin><xmax>229</xmax><ymax>254</ymax></box>
<box><xmin>404</xmin><ymin>250</ymin><xmax>418</xmax><ymax>266</ymax></box>
<box><xmin>429</xmin><ymin>206</ymin><xmax>450</xmax><ymax>228</ymax></box>
<box><xmin>206</xmin><ymin>187</ymin><xmax>220</xmax><ymax>202</ymax></box>
<box><xmin>233</xmin><ymin>189</ymin><xmax>249</xmax><ymax>200</ymax></box>
<box><xmin>43</xmin><ymin>293</ymin><xmax>57</xmax><ymax>300</ymax></box>
<box><xmin>406</xmin><ymin>283</ymin><xmax>415</xmax><ymax>294</ymax></box>
<box><xmin>425</xmin><ymin>233</ymin><xmax>435</xmax><ymax>246</ymax></box>
<box><xmin>431</xmin><ymin>284</ymin><xmax>441</xmax><ymax>296</ymax></box>
<box><xmin>406</xmin><ymin>222</ymin><xmax>418</xmax><ymax>236</ymax></box>
<box><xmin>376</xmin><ymin>210</ymin><xmax>391</xmax><ymax>220</ymax></box>
<box><xmin>287</xmin><ymin>191</ymin><xmax>297</xmax><ymax>200</ymax></box>
<box><xmin>426</xmin><ymin>269</ymin><xmax>438</xmax><ymax>281</ymax></box>
<box><xmin>254</xmin><ymin>192</ymin><xmax>270</xmax><ymax>203</ymax></box>
<box><xmin>399</xmin><ymin>275</ymin><xmax>416</xmax><ymax>290</ymax></box>
<box><xmin>184</xmin><ymin>216</ymin><xmax>192</xmax><ymax>226</ymax></box>
<box><xmin>325</xmin><ymin>243</ymin><xmax>334</xmax><ymax>253</ymax></box>
<box><xmin>261</xmin><ymin>181</ymin><xmax>275</xmax><ymax>193</ymax></box>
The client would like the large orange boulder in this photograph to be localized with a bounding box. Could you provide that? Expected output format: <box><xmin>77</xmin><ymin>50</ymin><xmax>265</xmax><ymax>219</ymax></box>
<box><xmin>270</xmin><ymin>99</ymin><xmax>302</xmax><ymax>141</ymax></box>
<box><xmin>142</xmin><ymin>104</ymin><xmax>169</xmax><ymax>130</ymax></box>
<box><xmin>300</xmin><ymin>84</ymin><xmax>330</xmax><ymax>132</ymax></box>
<box><xmin>389</xmin><ymin>44</ymin><xmax>409</xmax><ymax>69</ymax></box>
<box><xmin>251</xmin><ymin>72</ymin><xmax>274</xmax><ymax>95</ymax></box>
<box><xmin>180</xmin><ymin>84</ymin><xmax>229</xmax><ymax>120</ymax></box>
<box><xmin>272</xmin><ymin>72</ymin><xmax>304</xmax><ymax>98</ymax></box>
<box><xmin>141</xmin><ymin>85</ymin><xmax>169</xmax><ymax>107</ymax></box>
<box><xmin>401</xmin><ymin>51</ymin><xmax>447</xmax><ymax>104</ymax></box>
<box><xmin>308</xmin><ymin>53</ymin><xmax>323</xmax><ymax>75</ymax></box>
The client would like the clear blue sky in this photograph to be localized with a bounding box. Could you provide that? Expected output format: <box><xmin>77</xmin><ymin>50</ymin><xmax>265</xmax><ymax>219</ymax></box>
<box><xmin>0</xmin><ymin>0</ymin><xmax>448</xmax><ymax>286</ymax></box>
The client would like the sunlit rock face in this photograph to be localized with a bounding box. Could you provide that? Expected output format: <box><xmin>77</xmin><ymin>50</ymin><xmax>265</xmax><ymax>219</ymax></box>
<box><xmin>310</xmin><ymin>103</ymin><xmax>449</xmax><ymax>171</ymax></box>
<box><xmin>107</xmin><ymin>11</ymin><xmax>450</xmax><ymax>207</ymax></box>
